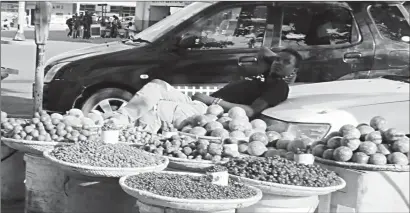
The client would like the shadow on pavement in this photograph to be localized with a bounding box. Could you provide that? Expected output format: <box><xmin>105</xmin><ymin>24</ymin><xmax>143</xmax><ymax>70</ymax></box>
<box><xmin>1</xmin><ymin>200</ymin><xmax>25</xmax><ymax>213</ymax></box>
<box><xmin>1</xmin><ymin>96</ymin><xmax>33</xmax><ymax>117</ymax></box>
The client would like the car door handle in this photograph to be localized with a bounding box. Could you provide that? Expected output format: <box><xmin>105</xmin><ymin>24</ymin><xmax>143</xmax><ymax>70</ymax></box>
<box><xmin>344</xmin><ymin>52</ymin><xmax>362</xmax><ymax>59</ymax></box>
<box><xmin>238</xmin><ymin>56</ymin><xmax>258</xmax><ymax>66</ymax></box>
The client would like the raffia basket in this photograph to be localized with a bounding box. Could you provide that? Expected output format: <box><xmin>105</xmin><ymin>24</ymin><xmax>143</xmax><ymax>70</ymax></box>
<box><xmin>315</xmin><ymin>156</ymin><xmax>409</xmax><ymax>172</ymax></box>
<box><xmin>43</xmin><ymin>150</ymin><xmax>169</xmax><ymax>178</ymax></box>
<box><xmin>119</xmin><ymin>171</ymin><xmax>263</xmax><ymax>211</ymax></box>
<box><xmin>230</xmin><ymin>174</ymin><xmax>346</xmax><ymax>197</ymax></box>
<box><xmin>1</xmin><ymin>137</ymin><xmax>72</xmax><ymax>155</ymax></box>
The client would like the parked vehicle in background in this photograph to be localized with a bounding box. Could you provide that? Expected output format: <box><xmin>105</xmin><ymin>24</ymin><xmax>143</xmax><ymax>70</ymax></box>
<box><xmin>42</xmin><ymin>1</ymin><xmax>410</xmax><ymax>115</ymax></box>
<box><xmin>260</xmin><ymin>76</ymin><xmax>410</xmax><ymax>141</ymax></box>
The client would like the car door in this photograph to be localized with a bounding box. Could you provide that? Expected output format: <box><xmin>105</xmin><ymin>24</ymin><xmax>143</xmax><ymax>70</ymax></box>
<box><xmin>154</xmin><ymin>2</ymin><xmax>274</xmax><ymax>96</ymax></box>
<box><xmin>273</xmin><ymin>2</ymin><xmax>375</xmax><ymax>82</ymax></box>
<box><xmin>365</xmin><ymin>2</ymin><xmax>410</xmax><ymax>78</ymax></box>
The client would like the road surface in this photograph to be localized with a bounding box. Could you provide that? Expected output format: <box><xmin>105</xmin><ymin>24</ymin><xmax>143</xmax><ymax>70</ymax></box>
<box><xmin>1</xmin><ymin>40</ymin><xmax>96</xmax><ymax>117</ymax></box>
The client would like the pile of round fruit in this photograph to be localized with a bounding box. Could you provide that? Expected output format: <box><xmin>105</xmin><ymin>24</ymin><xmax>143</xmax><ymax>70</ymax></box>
<box><xmin>225</xmin><ymin>156</ymin><xmax>342</xmax><ymax>187</ymax></box>
<box><xmin>49</xmin><ymin>140</ymin><xmax>165</xmax><ymax>168</ymax></box>
<box><xmin>177</xmin><ymin>105</ymin><xmax>269</xmax><ymax>138</ymax></box>
<box><xmin>1</xmin><ymin>109</ymin><xmax>103</xmax><ymax>143</ymax></box>
<box><xmin>312</xmin><ymin>116</ymin><xmax>409</xmax><ymax>166</ymax></box>
<box><xmin>142</xmin><ymin>135</ymin><xmax>239</xmax><ymax>162</ymax></box>
<box><xmin>124</xmin><ymin>172</ymin><xmax>258</xmax><ymax>199</ymax></box>
<box><xmin>118</xmin><ymin>126</ymin><xmax>161</xmax><ymax>144</ymax></box>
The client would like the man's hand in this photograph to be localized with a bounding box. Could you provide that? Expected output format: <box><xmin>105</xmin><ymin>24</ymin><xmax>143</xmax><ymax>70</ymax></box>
<box><xmin>192</xmin><ymin>93</ymin><xmax>215</xmax><ymax>105</ymax></box>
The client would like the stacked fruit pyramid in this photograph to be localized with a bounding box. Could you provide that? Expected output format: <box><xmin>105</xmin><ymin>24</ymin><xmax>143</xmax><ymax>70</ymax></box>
<box><xmin>312</xmin><ymin>116</ymin><xmax>409</xmax><ymax>166</ymax></box>
<box><xmin>1</xmin><ymin>109</ymin><xmax>103</xmax><ymax>143</ymax></box>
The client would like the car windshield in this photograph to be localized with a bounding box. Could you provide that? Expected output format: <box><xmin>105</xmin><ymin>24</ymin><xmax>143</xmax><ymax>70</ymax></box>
<box><xmin>133</xmin><ymin>2</ymin><xmax>214</xmax><ymax>42</ymax></box>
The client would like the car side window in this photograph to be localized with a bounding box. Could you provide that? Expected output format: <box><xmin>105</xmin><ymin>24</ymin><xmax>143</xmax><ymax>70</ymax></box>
<box><xmin>369</xmin><ymin>4</ymin><xmax>410</xmax><ymax>43</ymax></box>
<box><xmin>178</xmin><ymin>5</ymin><xmax>268</xmax><ymax>50</ymax></box>
<box><xmin>280</xmin><ymin>6</ymin><xmax>359</xmax><ymax>47</ymax></box>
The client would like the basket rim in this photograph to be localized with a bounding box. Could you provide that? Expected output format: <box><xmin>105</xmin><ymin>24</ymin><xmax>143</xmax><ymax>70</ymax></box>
<box><xmin>314</xmin><ymin>156</ymin><xmax>410</xmax><ymax>171</ymax></box>
<box><xmin>1</xmin><ymin>137</ymin><xmax>72</xmax><ymax>146</ymax></box>
<box><xmin>230</xmin><ymin>174</ymin><xmax>346</xmax><ymax>192</ymax></box>
<box><xmin>166</xmin><ymin>155</ymin><xmax>229</xmax><ymax>164</ymax></box>
<box><xmin>119</xmin><ymin>171</ymin><xmax>263</xmax><ymax>204</ymax></box>
<box><xmin>43</xmin><ymin>149</ymin><xmax>169</xmax><ymax>172</ymax></box>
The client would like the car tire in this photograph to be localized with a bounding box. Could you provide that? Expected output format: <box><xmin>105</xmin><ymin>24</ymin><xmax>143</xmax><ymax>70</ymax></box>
<box><xmin>81</xmin><ymin>88</ymin><xmax>134</xmax><ymax>114</ymax></box>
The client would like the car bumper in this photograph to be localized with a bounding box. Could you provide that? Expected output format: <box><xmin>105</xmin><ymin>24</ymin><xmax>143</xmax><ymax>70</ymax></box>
<box><xmin>42</xmin><ymin>80</ymin><xmax>83</xmax><ymax>113</ymax></box>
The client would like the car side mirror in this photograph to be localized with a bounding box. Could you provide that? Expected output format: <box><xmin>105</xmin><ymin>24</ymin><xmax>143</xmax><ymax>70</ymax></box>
<box><xmin>178</xmin><ymin>33</ymin><xmax>199</xmax><ymax>49</ymax></box>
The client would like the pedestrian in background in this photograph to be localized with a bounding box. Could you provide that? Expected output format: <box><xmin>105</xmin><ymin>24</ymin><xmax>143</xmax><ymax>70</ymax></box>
<box><xmin>79</xmin><ymin>13</ymin><xmax>85</xmax><ymax>39</ymax></box>
<box><xmin>84</xmin><ymin>11</ymin><xmax>93</xmax><ymax>39</ymax></box>
<box><xmin>66</xmin><ymin>15</ymin><xmax>74</xmax><ymax>37</ymax></box>
<box><xmin>73</xmin><ymin>13</ymin><xmax>80</xmax><ymax>39</ymax></box>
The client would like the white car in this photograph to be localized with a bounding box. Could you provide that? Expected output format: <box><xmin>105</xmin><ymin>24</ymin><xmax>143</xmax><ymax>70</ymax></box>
<box><xmin>260</xmin><ymin>76</ymin><xmax>410</xmax><ymax>141</ymax></box>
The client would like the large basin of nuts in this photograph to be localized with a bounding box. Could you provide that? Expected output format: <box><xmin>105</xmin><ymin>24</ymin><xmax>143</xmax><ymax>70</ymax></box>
<box><xmin>226</xmin><ymin>156</ymin><xmax>346</xmax><ymax>197</ymax></box>
<box><xmin>119</xmin><ymin>171</ymin><xmax>263</xmax><ymax>211</ymax></box>
<box><xmin>43</xmin><ymin>141</ymin><xmax>169</xmax><ymax>178</ymax></box>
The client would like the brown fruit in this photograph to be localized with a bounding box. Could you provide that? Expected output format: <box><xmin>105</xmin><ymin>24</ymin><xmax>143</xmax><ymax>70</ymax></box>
<box><xmin>341</xmin><ymin>137</ymin><xmax>361</xmax><ymax>151</ymax></box>
<box><xmin>250</xmin><ymin>119</ymin><xmax>267</xmax><ymax>131</ymax></box>
<box><xmin>205</xmin><ymin>121</ymin><xmax>223</xmax><ymax>133</ymax></box>
<box><xmin>384</xmin><ymin>128</ymin><xmax>406</xmax><ymax>143</ymax></box>
<box><xmin>206</xmin><ymin>105</ymin><xmax>224</xmax><ymax>117</ymax></box>
<box><xmin>210</xmin><ymin>128</ymin><xmax>230</xmax><ymax>138</ymax></box>
<box><xmin>351</xmin><ymin>152</ymin><xmax>370</xmax><ymax>164</ymax></box>
<box><xmin>312</xmin><ymin>144</ymin><xmax>327</xmax><ymax>157</ymax></box>
<box><xmin>193</xmin><ymin>115</ymin><xmax>209</xmax><ymax>127</ymax></box>
<box><xmin>333</xmin><ymin>146</ymin><xmax>353</xmax><ymax>162</ymax></box>
<box><xmin>392</xmin><ymin>137</ymin><xmax>409</xmax><ymax>153</ymax></box>
<box><xmin>359</xmin><ymin>141</ymin><xmax>378</xmax><ymax>155</ymax></box>
<box><xmin>339</xmin><ymin>124</ymin><xmax>357</xmax><ymax>136</ymax></box>
<box><xmin>387</xmin><ymin>152</ymin><xmax>409</xmax><ymax>165</ymax></box>
<box><xmin>369</xmin><ymin>153</ymin><xmax>387</xmax><ymax>165</ymax></box>
<box><xmin>229</xmin><ymin>131</ymin><xmax>246</xmax><ymax>139</ymax></box>
<box><xmin>227</xmin><ymin>107</ymin><xmax>247</xmax><ymax>119</ymax></box>
<box><xmin>327</xmin><ymin>136</ymin><xmax>343</xmax><ymax>149</ymax></box>
<box><xmin>249</xmin><ymin>132</ymin><xmax>269</xmax><ymax>145</ymax></box>
<box><xmin>217</xmin><ymin>117</ymin><xmax>232</xmax><ymax>129</ymax></box>
<box><xmin>370</xmin><ymin>116</ymin><xmax>387</xmax><ymax>131</ymax></box>
<box><xmin>238</xmin><ymin>143</ymin><xmax>248</xmax><ymax>154</ymax></box>
<box><xmin>324</xmin><ymin>131</ymin><xmax>342</xmax><ymax>142</ymax></box>
<box><xmin>204</xmin><ymin>114</ymin><xmax>218</xmax><ymax>122</ymax></box>
<box><xmin>228</xmin><ymin>119</ymin><xmax>248</xmax><ymax>132</ymax></box>
<box><xmin>357</xmin><ymin>125</ymin><xmax>375</xmax><ymax>140</ymax></box>
<box><xmin>365</xmin><ymin>131</ymin><xmax>383</xmax><ymax>144</ymax></box>
<box><xmin>377</xmin><ymin>144</ymin><xmax>392</xmax><ymax>155</ymax></box>
<box><xmin>247</xmin><ymin>141</ymin><xmax>267</xmax><ymax>156</ymax></box>
<box><xmin>322</xmin><ymin>149</ymin><xmax>335</xmax><ymax>160</ymax></box>
<box><xmin>189</xmin><ymin>127</ymin><xmax>207</xmax><ymax>136</ymax></box>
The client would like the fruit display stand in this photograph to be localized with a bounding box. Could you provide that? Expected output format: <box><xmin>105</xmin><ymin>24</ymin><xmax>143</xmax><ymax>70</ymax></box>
<box><xmin>1</xmin><ymin>142</ymin><xmax>25</xmax><ymax>202</ymax></box>
<box><xmin>1</xmin><ymin>137</ymin><xmax>71</xmax><ymax>213</ymax></box>
<box><xmin>315</xmin><ymin>157</ymin><xmax>409</xmax><ymax>213</ymax></box>
<box><xmin>119</xmin><ymin>171</ymin><xmax>263</xmax><ymax>213</ymax></box>
<box><xmin>43</xmin><ymin>149</ymin><xmax>169</xmax><ymax>213</ymax></box>
<box><xmin>231</xmin><ymin>175</ymin><xmax>346</xmax><ymax>213</ymax></box>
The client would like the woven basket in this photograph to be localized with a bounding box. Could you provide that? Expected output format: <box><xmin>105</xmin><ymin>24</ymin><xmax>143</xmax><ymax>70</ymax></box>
<box><xmin>166</xmin><ymin>156</ymin><xmax>229</xmax><ymax>172</ymax></box>
<box><xmin>178</xmin><ymin>131</ymin><xmax>250</xmax><ymax>144</ymax></box>
<box><xmin>315</xmin><ymin>157</ymin><xmax>410</xmax><ymax>172</ymax></box>
<box><xmin>1</xmin><ymin>137</ymin><xmax>72</xmax><ymax>155</ymax></box>
<box><xmin>230</xmin><ymin>174</ymin><xmax>346</xmax><ymax>197</ymax></box>
<box><xmin>119</xmin><ymin>171</ymin><xmax>263</xmax><ymax>211</ymax></box>
<box><xmin>43</xmin><ymin>150</ymin><xmax>169</xmax><ymax>178</ymax></box>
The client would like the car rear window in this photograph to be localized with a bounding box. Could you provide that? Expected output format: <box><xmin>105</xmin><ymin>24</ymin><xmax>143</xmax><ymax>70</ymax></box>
<box><xmin>369</xmin><ymin>4</ymin><xmax>410</xmax><ymax>43</ymax></box>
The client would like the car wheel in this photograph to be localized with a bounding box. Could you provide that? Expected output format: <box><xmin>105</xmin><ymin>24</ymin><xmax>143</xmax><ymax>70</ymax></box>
<box><xmin>81</xmin><ymin>88</ymin><xmax>133</xmax><ymax>114</ymax></box>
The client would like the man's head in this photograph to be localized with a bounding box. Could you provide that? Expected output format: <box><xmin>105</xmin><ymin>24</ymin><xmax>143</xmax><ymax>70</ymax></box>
<box><xmin>262</xmin><ymin>48</ymin><xmax>302</xmax><ymax>79</ymax></box>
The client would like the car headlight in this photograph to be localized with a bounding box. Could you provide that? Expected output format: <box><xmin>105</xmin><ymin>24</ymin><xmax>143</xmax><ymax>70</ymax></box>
<box><xmin>44</xmin><ymin>62</ymin><xmax>69</xmax><ymax>83</ymax></box>
<box><xmin>261</xmin><ymin>116</ymin><xmax>331</xmax><ymax>141</ymax></box>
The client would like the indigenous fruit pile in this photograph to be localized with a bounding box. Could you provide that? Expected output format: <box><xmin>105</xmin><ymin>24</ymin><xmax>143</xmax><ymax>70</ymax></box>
<box><xmin>1</xmin><ymin>109</ymin><xmax>103</xmax><ymax>143</ymax></box>
<box><xmin>225</xmin><ymin>156</ymin><xmax>341</xmax><ymax>187</ymax></box>
<box><xmin>49</xmin><ymin>140</ymin><xmax>165</xmax><ymax>168</ymax></box>
<box><xmin>124</xmin><ymin>172</ymin><xmax>258</xmax><ymax>199</ymax></box>
<box><xmin>118</xmin><ymin>126</ymin><xmax>160</xmax><ymax>144</ymax></box>
<box><xmin>177</xmin><ymin>106</ymin><xmax>267</xmax><ymax>138</ymax></box>
<box><xmin>142</xmin><ymin>135</ymin><xmax>238</xmax><ymax>162</ymax></box>
<box><xmin>262</xmin><ymin>132</ymin><xmax>314</xmax><ymax>161</ymax></box>
<box><xmin>313</xmin><ymin>116</ymin><xmax>409</xmax><ymax>166</ymax></box>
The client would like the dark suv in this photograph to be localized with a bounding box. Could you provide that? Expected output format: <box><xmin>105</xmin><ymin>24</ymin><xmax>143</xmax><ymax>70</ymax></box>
<box><xmin>43</xmin><ymin>1</ymin><xmax>410</xmax><ymax>114</ymax></box>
